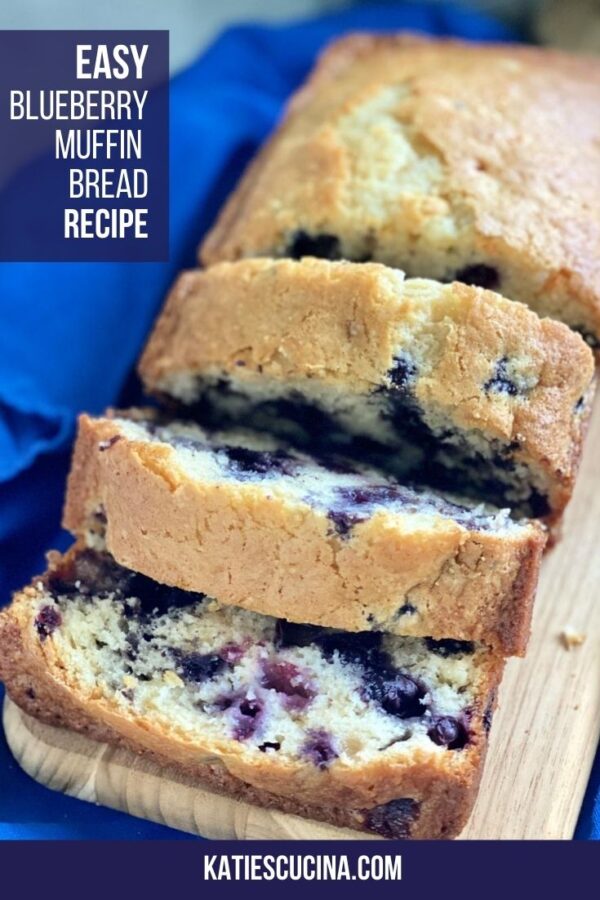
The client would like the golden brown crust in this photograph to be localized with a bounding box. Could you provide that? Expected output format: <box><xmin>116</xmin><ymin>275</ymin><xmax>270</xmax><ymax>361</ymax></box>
<box><xmin>0</xmin><ymin>563</ymin><xmax>503</xmax><ymax>840</ymax></box>
<box><xmin>139</xmin><ymin>259</ymin><xmax>595</xmax><ymax>524</ymax></box>
<box><xmin>200</xmin><ymin>34</ymin><xmax>600</xmax><ymax>339</ymax></box>
<box><xmin>62</xmin><ymin>413</ymin><xmax>545</xmax><ymax>655</ymax></box>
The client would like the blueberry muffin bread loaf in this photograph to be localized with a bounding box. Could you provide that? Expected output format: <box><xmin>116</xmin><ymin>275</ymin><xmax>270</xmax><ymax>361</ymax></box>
<box><xmin>200</xmin><ymin>35</ymin><xmax>600</xmax><ymax>345</ymax></box>
<box><xmin>63</xmin><ymin>411</ymin><xmax>545</xmax><ymax>655</ymax></box>
<box><xmin>0</xmin><ymin>544</ymin><xmax>504</xmax><ymax>840</ymax></box>
<box><xmin>139</xmin><ymin>258</ymin><xmax>595</xmax><ymax>524</ymax></box>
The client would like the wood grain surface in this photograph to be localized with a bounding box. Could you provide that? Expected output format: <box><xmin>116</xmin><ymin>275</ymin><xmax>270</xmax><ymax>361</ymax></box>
<box><xmin>4</xmin><ymin>404</ymin><xmax>600</xmax><ymax>840</ymax></box>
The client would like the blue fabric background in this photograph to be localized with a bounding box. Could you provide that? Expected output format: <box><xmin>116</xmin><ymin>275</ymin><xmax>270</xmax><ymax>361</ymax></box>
<box><xmin>0</xmin><ymin>2</ymin><xmax>597</xmax><ymax>840</ymax></box>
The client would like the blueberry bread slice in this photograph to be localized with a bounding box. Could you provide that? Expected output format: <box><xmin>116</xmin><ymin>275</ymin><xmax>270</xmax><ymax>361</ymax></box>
<box><xmin>63</xmin><ymin>411</ymin><xmax>545</xmax><ymax>655</ymax></box>
<box><xmin>0</xmin><ymin>544</ymin><xmax>504</xmax><ymax>840</ymax></box>
<box><xmin>140</xmin><ymin>259</ymin><xmax>595</xmax><ymax>525</ymax></box>
<box><xmin>200</xmin><ymin>34</ymin><xmax>600</xmax><ymax>345</ymax></box>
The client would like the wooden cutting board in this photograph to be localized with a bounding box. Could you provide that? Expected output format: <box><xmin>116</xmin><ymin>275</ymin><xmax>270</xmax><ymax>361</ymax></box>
<box><xmin>4</xmin><ymin>404</ymin><xmax>600</xmax><ymax>840</ymax></box>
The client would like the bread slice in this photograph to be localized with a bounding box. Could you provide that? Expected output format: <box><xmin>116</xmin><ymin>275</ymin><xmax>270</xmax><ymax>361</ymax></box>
<box><xmin>63</xmin><ymin>411</ymin><xmax>545</xmax><ymax>655</ymax></box>
<box><xmin>139</xmin><ymin>258</ymin><xmax>595</xmax><ymax>525</ymax></box>
<box><xmin>0</xmin><ymin>544</ymin><xmax>504</xmax><ymax>840</ymax></box>
<box><xmin>199</xmin><ymin>34</ymin><xmax>600</xmax><ymax>345</ymax></box>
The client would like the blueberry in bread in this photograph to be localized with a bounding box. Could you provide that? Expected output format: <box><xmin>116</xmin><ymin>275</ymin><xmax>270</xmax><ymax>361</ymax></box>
<box><xmin>200</xmin><ymin>35</ymin><xmax>600</xmax><ymax>345</ymax></box>
<box><xmin>139</xmin><ymin>258</ymin><xmax>595</xmax><ymax>525</ymax></box>
<box><xmin>63</xmin><ymin>410</ymin><xmax>545</xmax><ymax>655</ymax></box>
<box><xmin>0</xmin><ymin>544</ymin><xmax>504</xmax><ymax>840</ymax></box>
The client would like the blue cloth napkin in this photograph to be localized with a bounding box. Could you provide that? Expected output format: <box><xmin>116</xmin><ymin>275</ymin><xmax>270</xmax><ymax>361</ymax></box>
<box><xmin>0</xmin><ymin>2</ymin><xmax>597</xmax><ymax>841</ymax></box>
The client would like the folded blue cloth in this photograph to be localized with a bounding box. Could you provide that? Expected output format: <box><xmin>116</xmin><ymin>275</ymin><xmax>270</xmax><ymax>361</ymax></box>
<box><xmin>0</xmin><ymin>2</ymin><xmax>597</xmax><ymax>841</ymax></box>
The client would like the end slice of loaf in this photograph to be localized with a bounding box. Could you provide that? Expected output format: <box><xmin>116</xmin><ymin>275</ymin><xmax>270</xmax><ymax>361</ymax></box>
<box><xmin>0</xmin><ymin>544</ymin><xmax>504</xmax><ymax>840</ymax></box>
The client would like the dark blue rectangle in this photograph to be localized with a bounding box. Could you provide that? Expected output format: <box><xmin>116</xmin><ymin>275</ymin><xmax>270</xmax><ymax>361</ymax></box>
<box><xmin>0</xmin><ymin>31</ymin><xmax>169</xmax><ymax>261</ymax></box>
<box><xmin>0</xmin><ymin>840</ymin><xmax>597</xmax><ymax>898</ymax></box>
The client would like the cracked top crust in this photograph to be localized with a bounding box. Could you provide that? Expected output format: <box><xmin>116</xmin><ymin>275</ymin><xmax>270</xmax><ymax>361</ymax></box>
<box><xmin>200</xmin><ymin>34</ymin><xmax>600</xmax><ymax>340</ymax></box>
